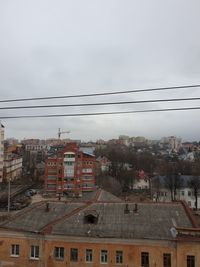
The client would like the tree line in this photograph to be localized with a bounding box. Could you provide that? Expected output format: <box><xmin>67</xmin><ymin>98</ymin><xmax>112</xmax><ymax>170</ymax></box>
<box><xmin>95</xmin><ymin>144</ymin><xmax>200</xmax><ymax>209</ymax></box>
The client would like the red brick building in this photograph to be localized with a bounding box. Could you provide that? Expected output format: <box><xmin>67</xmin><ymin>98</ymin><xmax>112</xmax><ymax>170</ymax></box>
<box><xmin>45</xmin><ymin>143</ymin><xmax>95</xmax><ymax>195</ymax></box>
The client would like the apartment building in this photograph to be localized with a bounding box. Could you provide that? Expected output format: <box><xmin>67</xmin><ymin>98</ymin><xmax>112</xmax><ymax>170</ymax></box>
<box><xmin>2</xmin><ymin>144</ymin><xmax>22</xmax><ymax>182</ymax></box>
<box><xmin>25</xmin><ymin>144</ymin><xmax>48</xmax><ymax>151</ymax></box>
<box><xmin>0</xmin><ymin>190</ymin><xmax>199</xmax><ymax>267</ymax></box>
<box><xmin>3</xmin><ymin>154</ymin><xmax>22</xmax><ymax>182</ymax></box>
<box><xmin>23</xmin><ymin>142</ymin><xmax>47</xmax><ymax>179</ymax></box>
<box><xmin>45</xmin><ymin>143</ymin><xmax>95</xmax><ymax>195</ymax></box>
<box><xmin>0</xmin><ymin>123</ymin><xmax>4</xmax><ymax>182</ymax></box>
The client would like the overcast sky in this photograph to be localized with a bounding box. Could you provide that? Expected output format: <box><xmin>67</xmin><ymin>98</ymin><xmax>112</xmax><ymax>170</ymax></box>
<box><xmin>0</xmin><ymin>0</ymin><xmax>200</xmax><ymax>142</ymax></box>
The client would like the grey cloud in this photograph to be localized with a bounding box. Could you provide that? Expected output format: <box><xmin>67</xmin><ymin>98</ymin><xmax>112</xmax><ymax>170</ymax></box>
<box><xmin>1</xmin><ymin>0</ymin><xmax>200</xmax><ymax>141</ymax></box>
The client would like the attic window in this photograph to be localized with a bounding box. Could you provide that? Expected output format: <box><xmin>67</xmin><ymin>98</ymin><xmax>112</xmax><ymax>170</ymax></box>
<box><xmin>84</xmin><ymin>210</ymin><xmax>98</xmax><ymax>224</ymax></box>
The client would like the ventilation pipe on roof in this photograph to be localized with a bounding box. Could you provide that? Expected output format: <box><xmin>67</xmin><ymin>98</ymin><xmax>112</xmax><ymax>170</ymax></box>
<box><xmin>134</xmin><ymin>203</ymin><xmax>138</xmax><ymax>213</ymax></box>
<box><xmin>46</xmin><ymin>202</ymin><xmax>50</xmax><ymax>212</ymax></box>
<box><xmin>124</xmin><ymin>203</ymin><xmax>130</xmax><ymax>214</ymax></box>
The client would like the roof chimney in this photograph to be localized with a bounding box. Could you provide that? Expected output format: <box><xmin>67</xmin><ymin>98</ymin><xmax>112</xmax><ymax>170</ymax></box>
<box><xmin>46</xmin><ymin>202</ymin><xmax>50</xmax><ymax>212</ymax></box>
<box><xmin>134</xmin><ymin>203</ymin><xmax>138</xmax><ymax>213</ymax></box>
<box><xmin>124</xmin><ymin>203</ymin><xmax>130</xmax><ymax>214</ymax></box>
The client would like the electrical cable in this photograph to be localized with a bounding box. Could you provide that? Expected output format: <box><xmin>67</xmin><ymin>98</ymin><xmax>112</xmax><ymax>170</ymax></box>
<box><xmin>0</xmin><ymin>97</ymin><xmax>200</xmax><ymax>110</ymax></box>
<box><xmin>1</xmin><ymin>106</ymin><xmax>200</xmax><ymax>119</ymax></box>
<box><xmin>0</xmin><ymin>84</ymin><xmax>199</xmax><ymax>103</ymax></box>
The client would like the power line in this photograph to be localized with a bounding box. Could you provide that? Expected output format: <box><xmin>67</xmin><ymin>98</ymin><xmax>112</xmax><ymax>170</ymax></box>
<box><xmin>0</xmin><ymin>97</ymin><xmax>200</xmax><ymax>110</ymax></box>
<box><xmin>1</xmin><ymin>106</ymin><xmax>200</xmax><ymax>119</ymax></box>
<box><xmin>0</xmin><ymin>84</ymin><xmax>200</xmax><ymax>103</ymax></box>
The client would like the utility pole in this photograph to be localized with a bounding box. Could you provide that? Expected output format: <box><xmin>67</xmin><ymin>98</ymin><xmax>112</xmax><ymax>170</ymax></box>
<box><xmin>7</xmin><ymin>178</ymin><xmax>11</xmax><ymax>213</ymax></box>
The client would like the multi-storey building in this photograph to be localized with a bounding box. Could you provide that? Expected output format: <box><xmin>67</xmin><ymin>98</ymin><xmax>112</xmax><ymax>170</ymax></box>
<box><xmin>45</xmin><ymin>143</ymin><xmax>95</xmax><ymax>195</ymax></box>
<box><xmin>0</xmin><ymin>123</ymin><xmax>5</xmax><ymax>182</ymax></box>
<box><xmin>23</xmin><ymin>142</ymin><xmax>48</xmax><ymax>180</ymax></box>
<box><xmin>25</xmin><ymin>144</ymin><xmax>48</xmax><ymax>151</ymax></box>
<box><xmin>0</xmin><ymin>190</ymin><xmax>199</xmax><ymax>267</ymax></box>
<box><xmin>3</xmin><ymin>154</ymin><xmax>22</xmax><ymax>182</ymax></box>
<box><xmin>160</xmin><ymin>136</ymin><xmax>182</xmax><ymax>151</ymax></box>
<box><xmin>3</xmin><ymin>144</ymin><xmax>22</xmax><ymax>182</ymax></box>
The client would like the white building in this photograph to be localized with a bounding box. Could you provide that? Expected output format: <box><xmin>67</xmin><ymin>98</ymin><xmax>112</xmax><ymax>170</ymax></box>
<box><xmin>4</xmin><ymin>154</ymin><xmax>22</xmax><ymax>182</ymax></box>
<box><xmin>0</xmin><ymin>123</ymin><xmax>4</xmax><ymax>182</ymax></box>
<box><xmin>118</xmin><ymin>135</ymin><xmax>130</xmax><ymax>146</ymax></box>
<box><xmin>130</xmin><ymin>170</ymin><xmax>149</xmax><ymax>190</ymax></box>
<box><xmin>152</xmin><ymin>175</ymin><xmax>200</xmax><ymax>209</ymax></box>
<box><xmin>160</xmin><ymin>136</ymin><xmax>182</xmax><ymax>150</ymax></box>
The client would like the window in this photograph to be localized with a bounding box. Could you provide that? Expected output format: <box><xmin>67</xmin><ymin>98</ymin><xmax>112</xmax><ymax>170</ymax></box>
<box><xmin>30</xmin><ymin>245</ymin><xmax>39</xmax><ymax>259</ymax></box>
<box><xmin>54</xmin><ymin>247</ymin><xmax>64</xmax><ymax>260</ymax></box>
<box><xmin>141</xmin><ymin>252</ymin><xmax>149</xmax><ymax>267</ymax></box>
<box><xmin>188</xmin><ymin>191</ymin><xmax>191</xmax><ymax>196</ymax></box>
<box><xmin>65</xmin><ymin>162</ymin><xmax>74</xmax><ymax>166</ymax></box>
<box><xmin>187</xmin><ymin>255</ymin><xmax>195</xmax><ymax>267</ymax></box>
<box><xmin>47</xmin><ymin>175</ymin><xmax>57</xmax><ymax>180</ymax></box>
<box><xmin>116</xmin><ymin>251</ymin><xmax>123</xmax><ymax>264</ymax></box>
<box><xmin>70</xmin><ymin>248</ymin><xmax>78</xmax><ymax>262</ymax></box>
<box><xmin>82</xmin><ymin>168</ymin><xmax>92</xmax><ymax>173</ymax></box>
<box><xmin>84</xmin><ymin>214</ymin><xmax>98</xmax><ymax>224</ymax></box>
<box><xmin>85</xmin><ymin>249</ymin><xmax>93</xmax><ymax>263</ymax></box>
<box><xmin>47</xmin><ymin>184</ymin><xmax>56</xmax><ymax>190</ymax></box>
<box><xmin>181</xmin><ymin>191</ymin><xmax>184</xmax><ymax>196</ymax></box>
<box><xmin>82</xmin><ymin>175</ymin><xmax>93</xmax><ymax>180</ymax></box>
<box><xmin>101</xmin><ymin>250</ymin><xmax>108</xmax><ymax>263</ymax></box>
<box><xmin>11</xmin><ymin>244</ymin><xmax>19</xmax><ymax>256</ymax></box>
<box><xmin>64</xmin><ymin>154</ymin><xmax>75</xmax><ymax>158</ymax></box>
<box><xmin>163</xmin><ymin>253</ymin><xmax>171</xmax><ymax>267</ymax></box>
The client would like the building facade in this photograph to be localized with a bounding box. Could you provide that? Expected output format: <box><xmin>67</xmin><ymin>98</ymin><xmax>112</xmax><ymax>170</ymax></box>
<box><xmin>45</xmin><ymin>143</ymin><xmax>95</xmax><ymax>195</ymax></box>
<box><xmin>3</xmin><ymin>154</ymin><xmax>22</xmax><ymax>182</ymax></box>
<box><xmin>0</xmin><ymin>194</ymin><xmax>199</xmax><ymax>267</ymax></box>
<box><xmin>3</xmin><ymin>144</ymin><xmax>23</xmax><ymax>182</ymax></box>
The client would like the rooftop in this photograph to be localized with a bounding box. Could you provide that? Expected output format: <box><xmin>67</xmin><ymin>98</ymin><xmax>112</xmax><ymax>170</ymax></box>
<box><xmin>0</xmin><ymin>190</ymin><xmax>196</xmax><ymax>241</ymax></box>
<box><xmin>51</xmin><ymin>202</ymin><xmax>193</xmax><ymax>240</ymax></box>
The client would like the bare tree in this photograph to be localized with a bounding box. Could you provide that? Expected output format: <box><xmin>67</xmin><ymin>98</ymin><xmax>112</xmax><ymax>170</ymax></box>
<box><xmin>164</xmin><ymin>162</ymin><xmax>182</xmax><ymax>201</ymax></box>
<box><xmin>188</xmin><ymin>176</ymin><xmax>200</xmax><ymax>210</ymax></box>
<box><xmin>165</xmin><ymin>174</ymin><xmax>182</xmax><ymax>201</ymax></box>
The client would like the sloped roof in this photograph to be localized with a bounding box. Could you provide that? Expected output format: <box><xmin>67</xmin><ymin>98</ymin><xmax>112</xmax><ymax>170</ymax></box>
<box><xmin>0</xmin><ymin>202</ymin><xmax>82</xmax><ymax>233</ymax></box>
<box><xmin>51</xmin><ymin>202</ymin><xmax>193</xmax><ymax>240</ymax></box>
<box><xmin>0</xmin><ymin>200</ymin><xmax>195</xmax><ymax>241</ymax></box>
<box><xmin>72</xmin><ymin>189</ymin><xmax>122</xmax><ymax>202</ymax></box>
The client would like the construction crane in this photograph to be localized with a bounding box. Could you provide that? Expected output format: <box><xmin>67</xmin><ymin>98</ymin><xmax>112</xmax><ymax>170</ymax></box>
<box><xmin>58</xmin><ymin>128</ymin><xmax>70</xmax><ymax>139</ymax></box>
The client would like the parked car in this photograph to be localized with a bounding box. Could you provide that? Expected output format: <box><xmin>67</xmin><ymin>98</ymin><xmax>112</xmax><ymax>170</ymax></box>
<box><xmin>25</xmin><ymin>190</ymin><xmax>32</xmax><ymax>197</ymax></box>
<box><xmin>29</xmin><ymin>189</ymin><xmax>37</xmax><ymax>195</ymax></box>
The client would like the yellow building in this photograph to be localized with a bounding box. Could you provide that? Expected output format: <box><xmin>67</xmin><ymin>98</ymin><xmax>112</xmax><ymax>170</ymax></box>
<box><xmin>0</xmin><ymin>190</ymin><xmax>199</xmax><ymax>267</ymax></box>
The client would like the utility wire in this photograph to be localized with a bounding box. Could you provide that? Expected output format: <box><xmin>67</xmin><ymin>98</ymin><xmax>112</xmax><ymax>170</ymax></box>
<box><xmin>0</xmin><ymin>84</ymin><xmax>200</xmax><ymax>103</ymax></box>
<box><xmin>0</xmin><ymin>97</ymin><xmax>200</xmax><ymax>110</ymax></box>
<box><xmin>1</xmin><ymin>106</ymin><xmax>200</xmax><ymax>119</ymax></box>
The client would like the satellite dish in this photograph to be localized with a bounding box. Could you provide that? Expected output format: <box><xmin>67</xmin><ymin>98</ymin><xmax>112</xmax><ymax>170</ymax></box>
<box><xmin>170</xmin><ymin>227</ymin><xmax>178</xmax><ymax>238</ymax></box>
